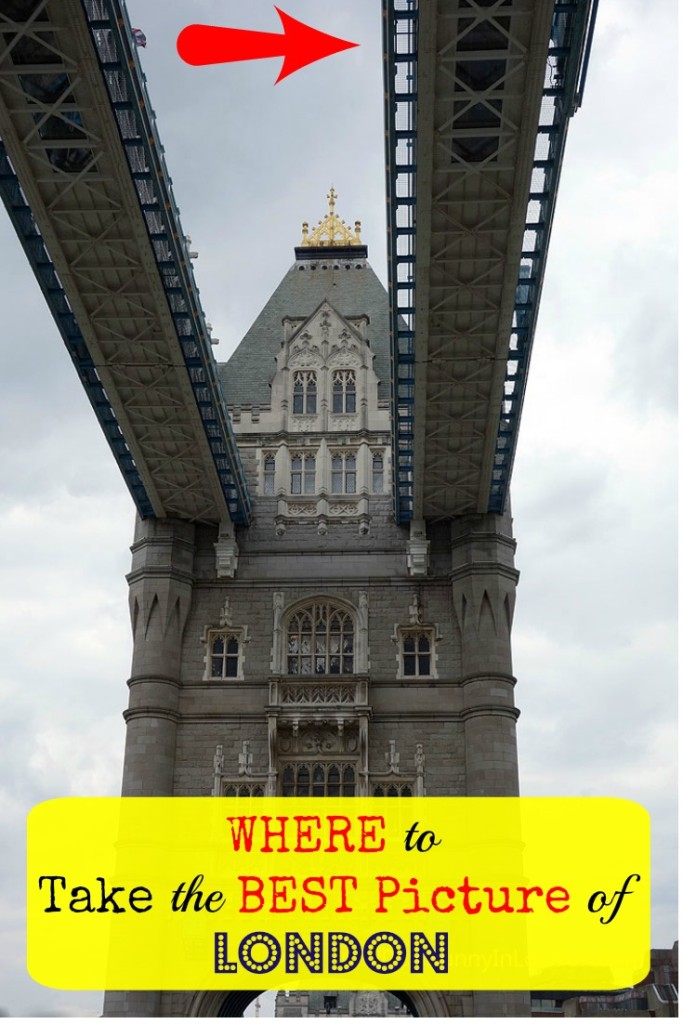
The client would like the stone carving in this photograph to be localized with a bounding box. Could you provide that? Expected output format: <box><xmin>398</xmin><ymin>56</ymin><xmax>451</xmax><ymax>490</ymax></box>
<box><xmin>288</xmin><ymin>504</ymin><xmax>317</xmax><ymax>516</ymax></box>
<box><xmin>328</xmin><ymin>503</ymin><xmax>358</xmax><ymax>516</ymax></box>
<box><xmin>409</xmin><ymin>591</ymin><xmax>422</xmax><ymax>625</ymax></box>
<box><xmin>218</xmin><ymin>598</ymin><xmax>232</xmax><ymax>627</ymax></box>
<box><xmin>356</xmin><ymin>993</ymin><xmax>383</xmax><ymax>1016</ymax></box>
<box><xmin>328</xmin><ymin>346</ymin><xmax>361</xmax><ymax>368</ymax></box>
<box><xmin>386</xmin><ymin>739</ymin><xmax>400</xmax><ymax>774</ymax></box>
<box><xmin>238</xmin><ymin>741</ymin><xmax>252</xmax><ymax>776</ymax></box>
<box><xmin>280</xmin><ymin>683</ymin><xmax>356</xmax><ymax>705</ymax></box>
<box><xmin>302</xmin><ymin>727</ymin><xmax>339</xmax><ymax>754</ymax></box>
<box><xmin>291</xmin><ymin>416</ymin><xmax>317</xmax><ymax>431</ymax></box>
<box><xmin>290</xmin><ymin>345</ymin><xmax>322</xmax><ymax>368</ymax></box>
<box><xmin>319</xmin><ymin>309</ymin><xmax>331</xmax><ymax>341</ymax></box>
<box><xmin>211</xmin><ymin>744</ymin><xmax>224</xmax><ymax>797</ymax></box>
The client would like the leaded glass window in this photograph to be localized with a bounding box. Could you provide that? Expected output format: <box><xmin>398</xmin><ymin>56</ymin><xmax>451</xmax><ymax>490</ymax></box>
<box><xmin>287</xmin><ymin>601</ymin><xmax>354</xmax><ymax>675</ymax></box>
<box><xmin>331</xmin><ymin>452</ymin><xmax>357</xmax><ymax>494</ymax></box>
<box><xmin>372</xmin><ymin>450</ymin><xmax>384</xmax><ymax>493</ymax></box>
<box><xmin>293</xmin><ymin>370</ymin><xmax>317</xmax><ymax>414</ymax></box>
<box><xmin>281</xmin><ymin>762</ymin><xmax>356</xmax><ymax>796</ymax></box>
<box><xmin>209</xmin><ymin>632</ymin><xmax>241</xmax><ymax>678</ymax></box>
<box><xmin>332</xmin><ymin>369</ymin><xmax>356</xmax><ymax>414</ymax></box>
<box><xmin>263</xmin><ymin>453</ymin><xmax>275</xmax><ymax>495</ymax></box>
<box><xmin>291</xmin><ymin>453</ymin><xmax>315</xmax><ymax>494</ymax></box>
<box><xmin>401</xmin><ymin>630</ymin><xmax>433</xmax><ymax>677</ymax></box>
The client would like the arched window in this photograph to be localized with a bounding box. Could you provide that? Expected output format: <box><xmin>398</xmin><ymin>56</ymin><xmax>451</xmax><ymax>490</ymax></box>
<box><xmin>332</xmin><ymin>369</ymin><xmax>356</xmax><ymax>413</ymax></box>
<box><xmin>372</xmin><ymin>450</ymin><xmax>384</xmax><ymax>493</ymax></box>
<box><xmin>291</xmin><ymin>453</ymin><xmax>315</xmax><ymax>494</ymax></box>
<box><xmin>400</xmin><ymin>630</ymin><xmax>434</xmax><ymax>677</ymax></box>
<box><xmin>331</xmin><ymin>452</ymin><xmax>357</xmax><ymax>494</ymax></box>
<box><xmin>286</xmin><ymin>601</ymin><xmax>354</xmax><ymax>675</ymax></box>
<box><xmin>281</xmin><ymin>762</ymin><xmax>356</xmax><ymax>796</ymax></box>
<box><xmin>293</xmin><ymin>370</ymin><xmax>317</xmax><ymax>414</ymax></box>
<box><xmin>207</xmin><ymin>631</ymin><xmax>243</xmax><ymax>679</ymax></box>
<box><xmin>263</xmin><ymin>453</ymin><xmax>275</xmax><ymax>495</ymax></box>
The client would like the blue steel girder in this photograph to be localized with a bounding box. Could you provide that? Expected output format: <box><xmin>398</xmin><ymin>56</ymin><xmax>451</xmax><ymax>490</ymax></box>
<box><xmin>384</xmin><ymin>0</ymin><xmax>599</xmax><ymax>523</ymax></box>
<box><xmin>0</xmin><ymin>0</ymin><xmax>251</xmax><ymax>525</ymax></box>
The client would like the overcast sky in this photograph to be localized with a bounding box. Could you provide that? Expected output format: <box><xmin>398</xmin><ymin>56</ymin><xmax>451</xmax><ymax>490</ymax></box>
<box><xmin>0</xmin><ymin>0</ymin><xmax>676</xmax><ymax>1017</ymax></box>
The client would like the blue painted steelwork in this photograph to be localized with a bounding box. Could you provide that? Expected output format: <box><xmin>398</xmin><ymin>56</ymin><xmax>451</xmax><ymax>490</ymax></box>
<box><xmin>383</xmin><ymin>0</ymin><xmax>599</xmax><ymax>521</ymax></box>
<box><xmin>0</xmin><ymin>141</ymin><xmax>155</xmax><ymax>519</ymax></box>
<box><xmin>488</xmin><ymin>0</ymin><xmax>600</xmax><ymax>513</ymax></box>
<box><xmin>382</xmin><ymin>0</ymin><xmax>418</xmax><ymax>524</ymax></box>
<box><xmin>81</xmin><ymin>0</ymin><xmax>251</xmax><ymax>525</ymax></box>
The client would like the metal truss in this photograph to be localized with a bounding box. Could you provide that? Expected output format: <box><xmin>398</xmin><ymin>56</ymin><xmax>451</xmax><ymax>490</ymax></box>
<box><xmin>0</xmin><ymin>0</ymin><xmax>251</xmax><ymax>524</ymax></box>
<box><xmin>384</xmin><ymin>0</ymin><xmax>598</xmax><ymax>522</ymax></box>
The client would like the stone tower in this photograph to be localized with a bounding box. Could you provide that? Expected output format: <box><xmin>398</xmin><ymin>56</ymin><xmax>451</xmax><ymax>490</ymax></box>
<box><xmin>104</xmin><ymin>193</ymin><xmax>525</xmax><ymax>1018</ymax></box>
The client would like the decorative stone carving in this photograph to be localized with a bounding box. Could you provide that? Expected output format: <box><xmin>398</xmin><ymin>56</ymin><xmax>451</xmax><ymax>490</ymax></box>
<box><xmin>301</xmin><ymin>726</ymin><xmax>339</xmax><ymax>754</ymax></box>
<box><xmin>280</xmin><ymin>682</ymin><xmax>357</xmax><ymax>705</ymax></box>
<box><xmin>238</xmin><ymin>741</ymin><xmax>252</xmax><ymax>776</ymax></box>
<box><xmin>409</xmin><ymin>591</ymin><xmax>423</xmax><ymax>625</ymax></box>
<box><xmin>290</xmin><ymin>416</ymin><xmax>317</xmax><ymax>431</ymax></box>
<box><xmin>271</xmin><ymin>592</ymin><xmax>284</xmax><ymax>673</ymax></box>
<box><xmin>218</xmin><ymin>598</ymin><xmax>232</xmax><ymax>627</ymax></box>
<box><xmin>290</xmin><ymin>344</ymin><xmax>323</xmax><ymax>368</ymax></box>
<box><xmin>215</xmin><ymin>521</ymin><xmax>239</xmax><ymax>579</ymax></box>
<box><xmin>212</xmin><ymin>744</ymin><xmax>224</xmax><ymax>796</ymax></box>
<box><xmin>288</xmin><ymin>503</ymin><xmax>318</xmax><ymax>516</ymax></box>
<box><xmin>328</xmin><ymin>502</ymin><xmax>358</xmax><ymax>516</ymax></box>
<box><xmin>328</xmin><ymin>347</ymin><xmax>361</xmax><ymax>369</ymax></box>
<box><xmin>386</xmin><ymin>739</ymin><xmax>400</xmax><ymax>774</ymax></box>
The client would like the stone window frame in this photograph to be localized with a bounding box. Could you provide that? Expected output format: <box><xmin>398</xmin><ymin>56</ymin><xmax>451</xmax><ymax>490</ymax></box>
<box><xmin>286</xmin><ymin>600</ymin><xmax>355</xmax><ymax>676</ymax></box>
<box><xmin>202</xmin><ymin>625</ymin><xmax>249</xmax><ymax>681</ymax></box>
<box><xmin>272</xmin><ymin>593</ymin><xmax>369</xmax><ymax>676</ymax></box>
<box><xmin>280</xmin><ymin>760</ymin><xmax>356</xmax><ymax>796</ymax></box>
<box><xmin>331</xmin><ymin>368</ymin><xmax>356</xmax><ymax>414</ymax></box>
<box><xmin>292</xmin><ymin>369</ymin><xmax>317</xmax><ymax>415</ymax></box>
<box><xmin>371</xmin><ymin>449</ymin><xmax>385</xmax><ymax>493</ymax></box>
<box><xmin>290</xmin><ymin>451</ymin><xmax>316</xmax><ymax>495</ymax></box>
<box><xmin>393</xmin><ymin>625</ymin><xmax>439</xmax><ymax>680</ymax></box>
<box><xmin>262</xmin><ymin>451</ymin><xmax>276</xmax><ymax>495</ymax></box>
<box><xmin>330</xmin><ymin>449</ymin><xmax>357</xmax><ymax>494</ymax></box>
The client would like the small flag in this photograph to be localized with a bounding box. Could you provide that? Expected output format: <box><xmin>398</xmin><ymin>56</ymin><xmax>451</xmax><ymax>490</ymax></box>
<box><xmin>132</xmin><ymin>27</ymin><xmax>147</xmax><ymax>48</ymax></box>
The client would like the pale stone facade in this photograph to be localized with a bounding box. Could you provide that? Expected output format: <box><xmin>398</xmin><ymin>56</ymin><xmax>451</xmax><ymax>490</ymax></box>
<box><xmin>104</xmin><ymin>227</ymin><xmax>526</xmax><ymax>1017</ymax></box>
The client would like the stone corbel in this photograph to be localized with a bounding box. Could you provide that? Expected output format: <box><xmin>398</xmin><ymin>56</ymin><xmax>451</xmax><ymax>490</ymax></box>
<box><xmin>214</xmin><ymin>519</ymin><xmax>239</xmax><ymax>578</ymax></box>
<box><xmin>407</xmin><ymin>519</ymin><xmax>430</xmax><ymax>576</ymax></box>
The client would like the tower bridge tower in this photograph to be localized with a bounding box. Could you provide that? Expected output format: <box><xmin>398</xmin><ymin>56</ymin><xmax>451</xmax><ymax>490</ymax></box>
<box><xmin>105</xmin><ymin>193</ymin><xmax>524</xmax><ymax>1018</ymax></box>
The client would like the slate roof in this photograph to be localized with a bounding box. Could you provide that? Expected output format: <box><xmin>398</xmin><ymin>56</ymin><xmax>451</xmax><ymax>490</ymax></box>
<box><xmin>218</xmin><ymin>257</ymin><xmax>392</xmax><ymax>407</ymax></box>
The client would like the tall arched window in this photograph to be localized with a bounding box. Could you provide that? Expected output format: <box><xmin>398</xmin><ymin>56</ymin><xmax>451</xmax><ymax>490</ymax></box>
<box><xmin>332</xmin><ymin>369</ymin><xmax>356</xmax><ymax>413</ymax></box>
<box><xmin>331</xmin><ymin>452</ymin><xmax>356</xmax><ymax>494</ymax></box>
<box><xmin>291</xmin><ymin>453</ymin><xmax>315</xmax><ymax>494</ymax></box>
<box><xmin>286</xmin><ymin>601</ymin><xmax>354</xmax><ymax>675</ymax></box>
<box><xmin>293</xmin><ymin>370</ymin><xmax>317</xmax><ymax>414</ymax></box>
<box><xmin>263</xmin><ymin>453</ymin><xmax>275</xmax><ymax>495</ymax></box>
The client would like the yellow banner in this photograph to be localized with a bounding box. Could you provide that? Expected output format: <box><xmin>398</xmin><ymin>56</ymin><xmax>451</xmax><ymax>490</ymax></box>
<box><xmin>27</xmin><ymin>797</ymin><xmax>649</xmax><ymax>990</ymax></box>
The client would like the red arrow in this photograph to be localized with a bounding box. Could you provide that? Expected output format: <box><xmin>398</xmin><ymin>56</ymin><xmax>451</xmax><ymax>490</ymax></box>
<box><xmin>177</xmin><ymin>7</ymin><xmax>358</xmax><ymax>84</ymax></box>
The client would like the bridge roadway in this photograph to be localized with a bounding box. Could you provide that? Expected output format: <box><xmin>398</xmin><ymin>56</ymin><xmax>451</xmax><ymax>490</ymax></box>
<box><xmin>0</xmin><ymin>0</ymin><xmax>251</xmax><ymax>525</ymax></box>
<box><xmin>384</xmin><ymin>0</ymin><xmax>598</xmax><ymax>522</ymax></box>
<box><xmin>0</xmin><ymin>0</ymin><xmax>597</xmax><ymax>527</ymax></box>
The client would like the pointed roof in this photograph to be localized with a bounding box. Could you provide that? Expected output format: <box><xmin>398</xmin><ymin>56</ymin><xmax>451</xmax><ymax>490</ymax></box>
<box><xmin>219</xmin><ymin>218</ymin><xmax>391</xmax><ymax>407</ymax></box>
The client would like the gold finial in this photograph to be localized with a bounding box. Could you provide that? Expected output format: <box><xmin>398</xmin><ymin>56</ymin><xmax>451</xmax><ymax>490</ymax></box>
<box><xmin>300</xmin><ymin>188</ymin><xmax>363</xmax><ymax>248</ymax></box>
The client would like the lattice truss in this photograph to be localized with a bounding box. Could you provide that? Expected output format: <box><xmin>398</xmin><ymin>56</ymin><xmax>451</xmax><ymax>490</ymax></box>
<box><xmin>0</xmin><ymin>0</ymin><xmax>250</xmax><ymax>524</ymax></box>
<box><xmin>414</xmin><ymin>0</ymin><xmax>555</xmax><ymax>519</ymax></box>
